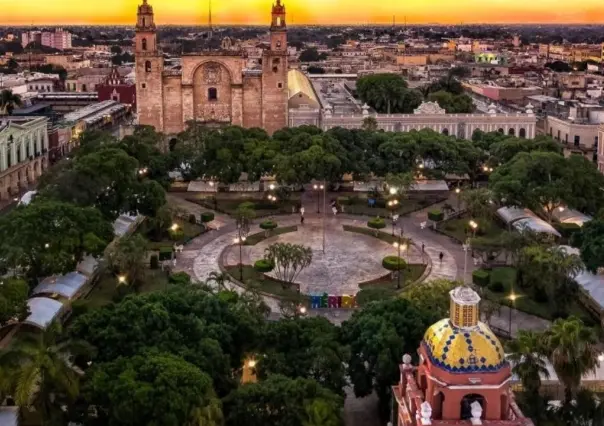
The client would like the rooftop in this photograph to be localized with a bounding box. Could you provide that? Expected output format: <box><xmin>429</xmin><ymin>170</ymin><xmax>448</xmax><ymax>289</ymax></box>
<box><xmin>62</xmin><ymin>100</ymin><xmax>125</xmax><ymax>124</ymax></box>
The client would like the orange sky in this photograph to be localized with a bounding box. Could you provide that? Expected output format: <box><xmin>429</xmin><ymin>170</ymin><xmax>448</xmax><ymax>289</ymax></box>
<box><xmin>1</xmin><ymin>0</ymin><xmax>604</xmax><ymax>25</ymax></box>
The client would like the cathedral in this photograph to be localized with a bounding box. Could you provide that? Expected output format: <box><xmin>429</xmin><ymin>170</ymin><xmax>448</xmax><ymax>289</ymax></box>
<box><xmin>134</xmin><ymin>0</ymin><xmax>289</xmax><ymax>135</ymax></box>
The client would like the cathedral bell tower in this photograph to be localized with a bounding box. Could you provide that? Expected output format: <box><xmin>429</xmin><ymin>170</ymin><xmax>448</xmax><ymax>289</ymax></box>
<box><xmin>134</xmin><ymin>0</ymin><xmax>164</xmax><ymax>131</ymax></box>
<box><xmin>262</xmin><ymin>0</ymin><xmax>288</xmax><ymax>134</ymax></box>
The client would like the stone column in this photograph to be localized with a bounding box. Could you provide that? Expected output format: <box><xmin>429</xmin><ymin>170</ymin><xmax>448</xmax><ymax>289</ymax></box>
<box><xmin>182</xmin><ymin>85</ymin><xmax>194</xmax><ymax>122</ymax></box>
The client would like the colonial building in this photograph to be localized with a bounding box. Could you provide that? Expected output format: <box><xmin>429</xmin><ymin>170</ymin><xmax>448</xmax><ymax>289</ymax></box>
<box><xmin>0</xmin><ymin>116</ymin><xmax>49</xmax><ymax>201</ymax></box>
<box><xmin>97</xmin><ymin>67</ymin><xmax>137</xmax><ymax>109</ymax></box>
<box><xmin>392</xmin><ymin>287</ymin><xmax>533</xmax><ymax>426</ymax></box>
<box><xmin>134</xmin><ymin>0</ymin><xmax>288</xmax><ymax>135</ymax></box>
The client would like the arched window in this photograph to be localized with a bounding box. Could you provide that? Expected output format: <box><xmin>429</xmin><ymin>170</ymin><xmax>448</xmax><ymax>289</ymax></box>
<box><xmin>461</xmin><ymin>394</ymin><xmax>485</xmax><ymax>420</ymax></box>
<box><xmin>497</xmin><ymin>128</ymin><xmax>504</xmax><ymax>134</ymax></box>
<box><xmin>508</xmin><ymin>128</ymin><xmax>515</xmax><ymax>136</ymax></box>
<box><xmin>442</xmin><ymin>128</ymin><xmax>449</xmax><ymax>136</ymax></box>
<box><xmin>142</xmin><ymin>17</ymin><xmax>146</xmax><ymax>27</ymax></box>
<box><xmin>208</xmin><ymin>87</ymin><xmax>217</xmax><ymax>101</ymax></box>
<box><xmin>145</xmin><ymin>61</ymin><xmax>152</xmax><ymax>72</ymax></box>
<box><xmin>142</xmin><ymin>38</ymin><xmax>147</xmax><ymax>51</ymax></box>
<box><xmin>519</xmin><ymin>128</ymin><xmax>526</xmax><ymax>138</ymax></box>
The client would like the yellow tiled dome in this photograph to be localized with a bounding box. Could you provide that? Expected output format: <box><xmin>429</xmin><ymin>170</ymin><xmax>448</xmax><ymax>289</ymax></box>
<box><xmin>423</xmin><ymin>318</ymin><xmax>507</xmax><ymax>373</ymax></box>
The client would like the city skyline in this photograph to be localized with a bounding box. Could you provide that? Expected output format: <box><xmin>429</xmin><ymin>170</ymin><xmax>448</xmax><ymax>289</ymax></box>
<box><xmin>1</xmin><ymin>0</ymin><xmax>604</xmax><ymax>25</ymax></box>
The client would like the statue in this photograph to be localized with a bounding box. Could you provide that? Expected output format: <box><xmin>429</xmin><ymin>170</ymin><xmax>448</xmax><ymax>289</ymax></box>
<box><xmin>470</xmin><ymin>401</ymin><xmax>483</xmax><ymax>425</ymax></box>
<box><xmin>420</xmin><ymin>401</ymin><xmax>432</xmax><ymax>425</ymax></box>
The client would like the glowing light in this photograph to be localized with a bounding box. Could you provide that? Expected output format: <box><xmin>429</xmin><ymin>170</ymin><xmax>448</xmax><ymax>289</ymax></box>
<box><xmin>241</xmin><ymin>236</ymin><xmax>247</xmax><ymax>242</ymax></box>
<box><xmin>269</xmin><ymin>184</ymin><xmax>275</xmax><ymax>190</ymax></box>
<box><xmin>44</xmin><ymin>243</ymin><xmax>50</xmax><ymax>248</ymax></box>
<box><xmin>455</xmin><ymin>188</ymin><xmax>461</xmax><ymax>194</ymax></box>
<box><xmin>170</xmin><ymin>223</ymin><xmax>179</xmax><ymax>231</ymax></box>
<box><xmin>299</xmin><ymin>306</ymin><xmax>307</xmax><ymax>314</ymax></box>
<box><xmin>313</xmin><ymin>184</ymin><xmax>318</xmax><ymax>190</ymax></box>
<box><xmin>208</xmin><ymin>181</ymin><xmax>214</xmax><ymax>187</ymax></box>
<box><xmin>469</xmin><ymin>220</ymin><xmax>478</xmax><ymax>229</ymax></box>
<box><xmin>247</xmin><ymin>359</ymin><xmax>257</xmax><ymax>368</ymax></box>
<box><xmin>118</xmin><ymin>275</ymin><xmax>126</xmax><ymax>284</ymax></box>
<box><xmin>233</xmin><ymin>237</ymin><xmax>240</xmax><ymax>244</ymax></box>
<box><xmin>389</xmin><ymin>187</ymin><xmax>397</xmax><ymax>195</ymax></box>
<box><xmin>598</xmin><ymin>354</ymin><xmax>604</xmax><ymax>363</ymax></box>
<box><xmin>508</xmin><ymin>293</ymin><xmax>518</xmax><ymax>302</ymax></box>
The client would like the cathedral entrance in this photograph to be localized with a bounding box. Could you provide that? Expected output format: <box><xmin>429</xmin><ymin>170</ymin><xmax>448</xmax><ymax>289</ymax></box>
<box><xmin>193</xmin><ymin>61</ymin><xmax>233</xmax><ymax>124</ymax></box>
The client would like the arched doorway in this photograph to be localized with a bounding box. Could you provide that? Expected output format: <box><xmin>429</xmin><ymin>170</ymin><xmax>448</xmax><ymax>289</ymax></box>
<box><xmin>169</xmin><ymin>138</ymin><xmax>179</xmax><ymax>152</ymax></box>
<box><xmin>500</xmin><ymin>394</ymin><xmax>508</xmax><ymax>419</ymax></box>
<box><xmin>508</xmin><ymin>128</ymin><xmax>515</xmax><ymax>136</ymax></box>
<box><xmin>519</xmin><ymin>128</ymin><xmax>526</xmax><ymax>138</ymax></box>
<box><xmin>193</xmin><ymin>61</ymin><xmax>232</xmax><ymax>124</ymax></box>
<box><xmin>442</xmin><ymin>128</ymin><xmax>449</xmax><ymax>136</ymax></box>
<box><xmin>497</xmin><ymin>128</ymin><xmax>504</xmax><ymax>133</ymax></box>
<box><xmin>460</xmin><ymin>394</ymin><xmax>486</xmax><ymax>420</ymax></box>
<box><xmin>433</xmin><ymin>391</ymin><xmax>445</xmax><ymax>419</ymax></box>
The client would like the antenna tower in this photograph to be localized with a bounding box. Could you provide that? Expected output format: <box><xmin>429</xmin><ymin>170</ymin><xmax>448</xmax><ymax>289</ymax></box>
<box><xmin>208</xmin><ymin>0</ymin><xmax>213</xmax><ymax>38</ymax></box>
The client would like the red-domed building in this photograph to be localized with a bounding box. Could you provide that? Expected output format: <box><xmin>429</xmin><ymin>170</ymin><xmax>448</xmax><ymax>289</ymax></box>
<box><xmin>392</xmin><ymin>286</ymin><xmax>533</xmax><ymax>426</ymax></box>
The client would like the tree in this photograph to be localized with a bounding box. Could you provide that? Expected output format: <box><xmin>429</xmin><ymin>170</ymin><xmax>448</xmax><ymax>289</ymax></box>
<box><xmin>257</xmin><ymin>317</ymin><xmax>348</xmax><ymax>395</ymax></box>
<box><xmin>222</xmin><ymin>375</ymin><xmax>343</xmax><ymax>426</ymax></box>
<box><xmin>264</xmin><ymin>243</ymin><xmax>313</xmax><ymax>286</ymax></box>
<box><xmin>81</xmin><ymin>352</ymin><xmax>221</xmax><ymax>426</ymax></box>
<box><xmin>401</xmin><ymin>279</ymin><xmax>459</xmax><ymax>320</ymax></box>
<box><xmin>356</xmin><ymin>74</ymin><xmax>419</xmax><ymax>114</ymax></box>
<box><xmin>460</xmin><ymin>188</ymin><xmax>493</xmax><ymax>220</ymax></box>
<box><xmin>0</xmin><ymin>89</ymin><xmax>22</xmax><ymax>115</ymax></box>
<box><xmin>384</xmin><ymin>172</ymin><xmax>414</xmax><ymax>202</ymax></box>
<box><xmin>427</xmin><ymin>90</ymin><xmax>475</xmax><ymax>113</ymax></box>
<box><xmin>0</xmin><ymin>323</ymin><xmax>83</xmax><ymax>426</ymax></box>
<box><xmin>235</xmin><ymin>202</ymin><xmax>256</xmax><ymax>236</ymax></box>
<box><xmin>299</xmin><ymin>48</ymin><xmax>326</xmax><ymax>62</ymax></box>
<box><xmin>489</xmin><ymin>152</ymin><xmax>572</xmax><ymax>223</ymax></box>
<box><xmin>544</xmin><ymin>316</ymin><xmax>599</xmax><ymax>404</ymax></box>
<box><xmin>489</xmin><ymin>135</ymin><xmax>562</xmax><ymax>164</ymax></box>
<box><xmin>0</xmin><ymin>201</ymin><xmax>113</xmax><ymax>282</ymax></box>
<box><xmin>106</xmin><ymin>234</ymin><xmax>148</xmax><ymax>290</ymax></box>
<box><xmin>132</xmin><ymin>180</ymin><xmax>166</xmax><ymax>218</ymax></box>
<box><xmin>506</xmin><ymin>330</ymin><xmax>550</xmax><ymax>395</ymax></box>
<box><xmin>0</xmin><ymin>278</ymin><xmax>29</xmax><ymax>328</ymax></box>
<box><xmin>361</xmin><ymin>116</ymin><xmax>378</xmax><ymax>131</ymax></box>
<box><xmin>341</xmin><ymin>298</ymin><xmax>436</xmax><ymax>417</ymax></box>
<box><xmin>572</xmin><ymin>219</ymin><xmax>604</xmax><ymax>273</ymax></box>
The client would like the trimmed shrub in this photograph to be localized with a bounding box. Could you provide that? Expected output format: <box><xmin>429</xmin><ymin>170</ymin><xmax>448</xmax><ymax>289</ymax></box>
<box><xmin>367</xmin><ymin>217</ymin><xmax>386</xmax><ymax>230</ymax></box>
<box><xmin>472</xmin><ymin>269</ymin><xmax>490</xmax><ymax>287</ymax></box>
<box><xmin>159</xmin><ymin>247</ymin><xmax>173</xmax><ymax>261</ymax></box>
<box><xmin>488</xmin><ymin>280</ymin><xmax>505</xmax><ymax>293</ymax></box>
<box><xmin>169</xmin><ymin>229</ymin><xmax>184</xmax><ymax>241</ymax></box>
<box><xmin>201</xmin><ymin>212</ymin><xmax>215</xmax><ymax>223</ymax></box>
<box><xmin>382</xmin><ymin>255</ymin><xmax>406</xmax><ymax>271</ymax></box>
<box><xmin>259</xmin><ymin>220</ymin><xmax>278</xmax><ymax>230</ymax></box>
<box><xmin>428</xmin><ymin>209</ymin><xmax>444</xmax><ymax>222</ymax></box>
<box><xmin>188</xmin><ymin>214</ymin><xmax>197</xmax><ymax>224</ymax></box>
<box><xmin>150</xmin><ymin>254</ymin><xmax>159</xmax><ymax>270</ymax></box>
<box><xmin>169</xmin><ymin>272</ymin><xmax>191</xmax><ymax>286</ymax></box>
<box><xmin>555</xmin><ymin>222</ymin><xmax>581</xmax><ymax>239</ymax></box>
<box><xmin>254</xmin><ymin>259</ymin><xmax>274</xmax><ymax>273</ymax></box>
<box><xmin>238</xmin><ymin>201</ymin><xmax>256</xmax><ymax>210</ymax></box>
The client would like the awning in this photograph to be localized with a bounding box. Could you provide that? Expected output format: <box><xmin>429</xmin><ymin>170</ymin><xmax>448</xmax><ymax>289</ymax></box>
<box><xmin>32</xmin><ymin>272</ymin><xmax>88</xmax><ymax>299</ymax></box>
<box><xmin>24</xmin><ymin>297</ymin><xmax>64</xmax><ymax>329</ymax></box>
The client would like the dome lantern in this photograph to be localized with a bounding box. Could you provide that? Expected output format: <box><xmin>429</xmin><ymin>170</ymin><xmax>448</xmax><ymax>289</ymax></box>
<box><xmin>449</xmin><ymin>286</ymin><xmax>480</xmax><ymax>329</ymax></box>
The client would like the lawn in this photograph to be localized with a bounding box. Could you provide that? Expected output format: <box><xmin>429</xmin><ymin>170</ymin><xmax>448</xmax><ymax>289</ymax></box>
<box><xmin>82</xmin><ymin>269</ymin><xmax>170</xmax><ymax>309</ymax></box>
<box><xmin>224</xmin><ymin>265</ymin><xmax>303</xmax><ymax>300</ymax></box>
<box><xmin>186</xmin><ymin>195</ymin><xmax>301</xmax><ymax>217</ymax></box>
<box><xmin>477</xmin><ymin>266</ymin><xmax>595</xmax><ymax>323</ymax></box>
<box><xmin>439</xmin><ymin>215</ymin><xmax>505</xmax><ymax>243</ymax></box>
<box><xmin>339</xmin><ymin>193</ymin><xmax>448</xmax><ymax>218</ymax></box>
<box><xmin>244</xmin><ymin>226</ymin><xmax>298</xmax><ymax>246</ymax></box>
<box><xmin>141</xmin><ymin>218</ymin><xmax>204</xmax><ymax>251</ymax></box>
<box><xmin>358</xmin><ymin>264</ymin><xmax>427</xmax><ymax>291</ymax></box>
<box><xmin>343</xmin><ymin>224</ymin><xmax>411</xmax><ymax>245</ymax></box>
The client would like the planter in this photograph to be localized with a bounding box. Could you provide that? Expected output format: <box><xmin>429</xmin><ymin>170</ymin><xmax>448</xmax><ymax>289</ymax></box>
<box><xmin>201</xmin><ymin>212</ymin><xmax>215</xmax><ymax>223</ymax></box>
<box><xmin>367</xmin><ymin>217</ymin><xmax>386</xmax><ymax>236</ymax></box>
<box><xmin>254</xmin><ymin>259</ymin><xmax>274</xmax><ymax>273</ymax></box>
<box><xmin>259</xmin><ymin>220</ymin><xmax>278</xmax><ymax>237</ymax></box>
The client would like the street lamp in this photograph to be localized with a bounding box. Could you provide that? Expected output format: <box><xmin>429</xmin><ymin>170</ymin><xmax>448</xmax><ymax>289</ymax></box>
<box><xmin>392</xmin><ymin>229</ymin><xmax>406</xmax><ymax>289</ymax></box>
<box><xmin>118</xmin><ymin>275</ymin><xmax>126</xmax><ymax>284</ymax></box>
<box><xmin>468</xmin><ymin>220</ymin><xmax>478</xmax><ymax>237</ymax></box>
<box><xmin>508</xmin><ymin>292</ymin><xmax>518</xmax><ymax>337</ymax></box>
<box><xmin>388</xmin><ymin>199</ymin><xmax>399</xmax><ymax>235</ymax></box>
<box><xmin>171</xmin><ymin>223</ymin><xmax>179</xmax><ymax>232</ymax></box>
<box><xmin>389</xmin><ymin>187</ymin><xmax>397</xmax><ymax>195</ymax></box>
<box><xmin>234</xmin><ymin>224</ymin><xmax>249</xmax><ymax>281</ymax></box>
<box><xmin>462</xmin><ymin>239</ymin><xmax>471</xmax><ymax>284</ymax></box>
<box><xmin>313</xmin><ymin>183</ymin><xmax>324</xmax><ymax>214</ymax></box>
<box><xmin>269</xmin><ymin>183</ymin><xmax>275</xmax><ymax>191</ymax></box>
<box><xmin>299</xmin><ymin>305</ymin><xmax>307</xmax><ymax>315</ymax></box>
<box><xmin>455</xmin><ymin>187</ymin><xmax>461</xmax><ymax>210</ymax></box>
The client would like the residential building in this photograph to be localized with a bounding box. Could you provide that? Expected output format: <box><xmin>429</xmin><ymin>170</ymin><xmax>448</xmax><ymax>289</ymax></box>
<box><xmin>22</xmin><ymin>29</ymin><xmax>72</xmax><ymax>50</ymax></box>
<box><xmin>0</xmin><ymin>116</ymin><xmax>49</xmax><ymax>201</ymax></box>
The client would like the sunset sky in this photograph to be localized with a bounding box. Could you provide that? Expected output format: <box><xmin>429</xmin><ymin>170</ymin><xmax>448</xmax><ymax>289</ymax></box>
<box><xmin>1</xmin><ymin>0</ymin><xmax>604</xmax><ymax>25</ymax></box>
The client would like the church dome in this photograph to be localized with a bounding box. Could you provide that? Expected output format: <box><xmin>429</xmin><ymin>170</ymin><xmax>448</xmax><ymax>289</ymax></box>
<box><xmin>422</xmin><ymin>286</ymin><xmax>507</xmax><ymax>373</ymax></box>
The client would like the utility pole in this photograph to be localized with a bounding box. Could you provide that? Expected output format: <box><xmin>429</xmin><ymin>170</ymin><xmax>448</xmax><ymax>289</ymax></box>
<box><xmin>208</xmin><ymin>0</ymin><xmax>213</xmax><ymax>39</ymax></box>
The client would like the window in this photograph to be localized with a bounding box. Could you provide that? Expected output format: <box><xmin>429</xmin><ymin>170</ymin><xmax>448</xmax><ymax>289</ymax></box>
<box><xmin>277</xmin><ymin>82</ymin><xmax>283</xmax><ymax>89</ymax></box>
<box><xmin>208</xmin><ymin>87</ymin><xmax>217</xmax><ymax>101</ymax></box>
<box><xmin>141</xmin><ymin>83</ymin><xmax>146</xmax><ymax>89</ymax></box>
<box><xmin>142</xmin><ymin>17</ymin><xmax>146</xmax><ymax>27</ymax></box>
<box><xmin>557</xmin><ymin>130</ymin><xmax>561</xmax><ymax>140</ymax></box>
<box><xmin>276</xmin><ymin>17</ymin><xmax>281</xmax><ymax>26</ymax></box>
<box><xmin>497</xmin><ymin>128</ymin><xmax>504</xmax><ymax>133</ymax></box>
<box><xmin>508</xmin><ymin>128</ymin><xmax>515</xmax><ymax>136</ymax></box>
<box><xmin>574</xmin><ymin>135</ymin><xmax>580</xmax><ymax>146</ymax></box>
<box><xmin>142</xmin><ymin>38</ymin><xmax>147</xmax><ymax>51</ymax></box>
<box><xmin>595</xmin><ymin>136</ymin><xmax>599</xmax><ymax>148</ymax></box>
<box><xmin>272</xmin><ymin>58</ymin><xmax>280</xmax><ymax>65</ymax></box>
<box><xmin>519</xmin><ymin>128</ymin><xmax>526</xmax><ymax>138</ymax></box>
<box><xmin>145</xmin><ymin>61</ymin><xmax>152</xmax><ymax>72</ymax></box>
<box><xmin>276</xmin><ymin>40</ymin><xmax>281</xmax><ymax>48</ymax></box>
<box><xmin>82</xmin><ymin>84</ymin><xmax>87</xmax><ymax>92</ymax></box>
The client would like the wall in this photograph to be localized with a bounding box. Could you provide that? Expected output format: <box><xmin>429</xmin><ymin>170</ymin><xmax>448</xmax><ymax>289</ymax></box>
<box><xmin>243</xmin><ymin>73</ymin><xmax>263</xmax><ymax>128</ymax></box>
<box><xmin>162</xmin><ymin>75</ymin><xmax>183</xmax><ymax>134</ymax></box>
<box><xmin>261</xmin><ymin>51</ymin><xmax>288</xmax><ymax>134</ymax></box>
<box><xmin>546</xmin><ymin>116</ymin><xmax>599</xmax><ymax>150</ymax></box>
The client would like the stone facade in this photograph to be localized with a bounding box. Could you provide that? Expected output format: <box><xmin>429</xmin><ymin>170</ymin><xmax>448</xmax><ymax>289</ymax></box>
<box><xmin>0</xmin><ymin>116</ymin><xmax>49</xmax><ymax>202</ymax></box>
<box><xmin>545</xmin><ymin>116</ymin><xmax>599</xmax><ymax>163</ymax></box>
<box><xmin>289</xmin><ymin>102</ymin><xmax>538</xmax><ymax>139</ymax></box>
<box><xmin>134</xmin><ymin>0</ymin><xmax>288</xmax><ymax>135</ymax></box>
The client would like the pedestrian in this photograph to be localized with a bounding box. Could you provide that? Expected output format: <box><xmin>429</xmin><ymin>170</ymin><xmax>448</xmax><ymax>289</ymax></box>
<box><xmin>439</xmin><ymin>251</ymin><xmax>444</xmax><ymax>263</ymax></box>
<box><xmin>421</xmin><ymin>243</ymin><xmax>425</xmax><ymax>253</ymax></box>
<box><xmin>301</xmin><ymin>215</ymin><xmax>305</xmax><ymax>225</ymax></box>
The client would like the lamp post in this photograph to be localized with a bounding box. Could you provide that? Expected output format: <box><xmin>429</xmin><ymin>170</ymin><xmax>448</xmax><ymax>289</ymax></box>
<box><xmin>388</xmin><ymin>199</ymin><xmax>399</xmax><ymax>235</ymax></box>
<box><xmin>234</xmin><ymin>224</ymin><xmax>249</xmax><ymax>282</ymax></box>
<box><xmin>462</xmin><ymin>238</ymin><xmax>471</xmax><ymax>284</ymax></box>
<box><xmin>313</xmin><ymin>183</ymin><xmax>324</xmax><ymax>214</ymax></box>
<box><xmin>468</xmin><ymin>220</ymin><xmax>478</xmax><ymax>238</ymax></box>
<box><xmin>392</xmin><ymin>229</ymin><xmax>406</xmax><ymax>289</ymax></box>
<box><xmin>455</xmin><ymin>187</ymin><xmax>461</xmax><ymax>211</ymax></box>
<box><xmin>508</xmin><ymin>292</ymin><xmax>518</xmax><ymax>337</ymax></box>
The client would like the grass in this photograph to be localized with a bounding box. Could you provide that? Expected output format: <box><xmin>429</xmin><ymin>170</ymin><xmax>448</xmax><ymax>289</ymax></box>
<box><xmin>478</xmin><ymin>266</ymin><xmax>594</xmax><ymax>323</ymax></box>
<box><xmin>358</xmin><ymin>264</ymin><xmax>427</xmax><ymax>290</ymax></box>
<box><xmin>186</xmin><ymin>196</ymin><xmax>300</xmax><ymax>217</ymax></box>
<box><xmin>343</xmin><ymin>224</ymin><xmax>411</xmax><ymax>245</ymax></box>
<box><xmin>224</xmin><ymin>265</ymin><xmax>302</xmax><ymax>300</ymax></box>
<box><xmin>339</xmin><ymin>193</ymin><xmax>448</xmax><ymax>217</ymax></box>
<box><xmin>82</xmin><ymin>269</ymin><xmax>170</xmax><ymax>309</ymax></box>
<box><xmin>142</xmin><ymin>218</ymin><xmax>204</xmax><ymax>251</ymax></box>
<box><xmin>439</xmin><ymin>216</ymin><xmax>505</xmax><ymax>243</ymax></box>
<box><xmin>244</xmin><ymin>226</ymin><xmax>298</xmax><ymax>246</ymax></box>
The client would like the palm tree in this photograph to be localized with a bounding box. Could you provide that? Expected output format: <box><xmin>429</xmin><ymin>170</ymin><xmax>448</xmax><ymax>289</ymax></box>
<box><xmin>206</xmin><ymin>271</ymin><xmax>230</xmax><ymax>292</ymax></box>
<box><xmin>0</xmin><ymin>89</ymin><xmax>22</xmax><ymax>115</ymax></box>
<box><xmin>506</xmin><ymin>330</ymin><xmax>550</xmax><ymax>395</ymax></box>
<box><xmin>460</xmin><ymin>188</ymin><xmax>493</xmax><ymax>221</ymax></box>
<box><xmin>544</xmin><ymin>316</ymin><xmax>600</xmax><ymax>404</ymax></box>
<box><xmin>0</xmin><ymin>322</ymin><xmax>86</xmax><ymax>426</ymax></box>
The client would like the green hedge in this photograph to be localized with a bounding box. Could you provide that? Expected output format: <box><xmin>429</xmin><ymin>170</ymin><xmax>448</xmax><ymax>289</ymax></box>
<box><xmin>337</xmin><ymin>196</ymin><xmax>351</xmax><ymax>205</ymax></box>
<box><xmin>169</xmin><ymin>229</ymin><xmax>184</xmax><ymax>241</ymax></box>
<box><xmin>555</xmin><ymin>222</ymin><xmax>581</xmax><ymax>239</ymax></box>
<box><xmin>201</xmin><ymin>212</ymin><xmax>215</xmax><ymax>223</ymax></box>
<box><xmin>382</xmin><ymin>256</ymin><xmax>406</xmax><ymax>271</ymax></box>
<box><xmin>259</xmin><ymin>220</ymin><xmax>278</xmax><ymax>230</ymax></box>
<box><xmin>254</xmin><ymin>259</ymin><xmax>274</xmax><ymax>273</ymax></box>
<box><xmin>428</xmin><ymin>209</ymin><xmax>444</xmax><ymax>222</ymax></box>
<box><xmin>159</xmin><ymin>247</ymin><xmax>173</xmax><ymax>261</ymax></box>
<box><xmin>367</xmin><ymin>217</ymin><xmax>386</xmax><ymax>230</ymax></box>
<box><xmin>472</xmin><ymin>269</ymin><xmax>490</xmax><ymax>287</ymax></box>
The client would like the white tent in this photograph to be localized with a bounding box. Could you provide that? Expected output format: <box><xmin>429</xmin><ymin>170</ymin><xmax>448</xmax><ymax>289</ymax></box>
<box><xmin>24</xmin><ymin>297</ymin><xmax>64</xmax><ymax>329</ymax></box>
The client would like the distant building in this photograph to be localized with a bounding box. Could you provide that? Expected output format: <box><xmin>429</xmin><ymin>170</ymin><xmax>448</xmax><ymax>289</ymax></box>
<box><xmin>0</xmin><ymin>116</ymin><xmax>49</xmax><ymax>202</ymax></box>
<box><xmin>96</xmin><ymin>67</ymin><xmax>137</xmax><ymax>109</ymax></box>
<box><xmin>392</xmin><ymin>286</ymin><xmax>533</xmax><ymax>426</ymax></box>
<box><xmin>22</xmin><ymin>29</ymin><xmax>72</xmax><ymax>50</ymax></box>
<box><xmin>598</xmin><ymin>125</ymin><xmax>604</xmax><ymax>173</ymax></box>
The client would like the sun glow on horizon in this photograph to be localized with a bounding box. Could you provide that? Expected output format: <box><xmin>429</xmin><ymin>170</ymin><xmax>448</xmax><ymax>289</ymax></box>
<box><xmin>1</xmin><ymin>0</ymin><xmax>604</xmax><ymax>25</ymax></box>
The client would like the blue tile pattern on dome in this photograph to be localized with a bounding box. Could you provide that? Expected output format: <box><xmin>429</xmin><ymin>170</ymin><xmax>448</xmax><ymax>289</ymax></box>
<box><xmin>422</xmin><ymin>318</ymin><xmax>507</xmax><ymax>373</ymax></box>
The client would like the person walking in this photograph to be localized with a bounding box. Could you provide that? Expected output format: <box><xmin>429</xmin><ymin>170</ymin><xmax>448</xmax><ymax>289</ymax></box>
<box><xmin>300</xmin><ymin>206</ymin><xmax>305</xmax><ymax>225</ymax></box>
<box><xmin>439</xmin><ymin>251</ymin><xmax>444</xmax><ymax>263</ymax></box>
<box><xmin>421</xmin><ymin>243</ymin><xmax>425</xmax><ymax>253</ymax></box>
